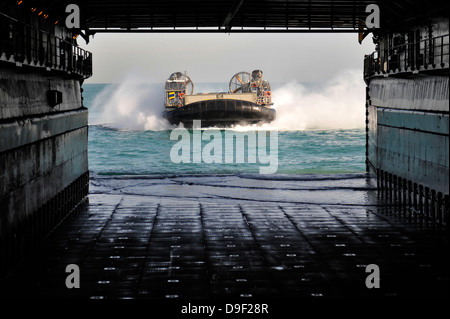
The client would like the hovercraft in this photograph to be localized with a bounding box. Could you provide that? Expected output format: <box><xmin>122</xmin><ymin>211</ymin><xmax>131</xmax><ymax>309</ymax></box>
<box><xmin>162</xmin><ymin>70</ymin><xmax>276</xmax><ymax>128</ymax></box>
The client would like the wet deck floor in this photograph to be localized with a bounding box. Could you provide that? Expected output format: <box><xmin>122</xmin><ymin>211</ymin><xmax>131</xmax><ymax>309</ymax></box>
<box><xmin>2</xmin><ymin>174</ymin><xmax>449</xmax><ymax>303</ymax></box>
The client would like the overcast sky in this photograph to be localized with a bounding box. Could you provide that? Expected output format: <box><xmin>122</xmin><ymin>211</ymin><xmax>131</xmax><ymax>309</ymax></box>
<box><xmin>80</xmin><ymin>32</ymin><xmax>375</xmax><ymax>84</ymax></box>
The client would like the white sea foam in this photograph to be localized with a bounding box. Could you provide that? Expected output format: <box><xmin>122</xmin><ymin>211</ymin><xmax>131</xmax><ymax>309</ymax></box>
<box><xmin>91</xmin><ymin>69</ymin><xmax>366</xmax><ymax>131</ymax></box>
<box><xmin>270</xmin><ymin>69</ymin><xmax>366</xmax><ymax>130</ymax></box>
<box><xmin>90</xmin><ymin>70</ymin><xmax>171</xmax><ymax>131</ymax></box>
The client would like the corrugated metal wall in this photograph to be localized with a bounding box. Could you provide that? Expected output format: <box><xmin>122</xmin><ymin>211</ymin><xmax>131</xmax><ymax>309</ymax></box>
<box><xmin>367</xmin><ymin>75</ymin><xmax>449</xmax><ymax>224</ymax></box>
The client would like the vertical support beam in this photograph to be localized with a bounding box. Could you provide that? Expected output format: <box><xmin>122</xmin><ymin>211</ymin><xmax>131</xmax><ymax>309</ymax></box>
<box><xmin>308</xmin><ymin>0</ymin><xmax>311</xmax><ymax>30</ymax></box>
<box><xmin>431</xmin><ymin>189</ymin><xmax>436</xmax><ymax>222</ymax></box>
<box><xmin>376</xmin><ymin>169</ymin><xmax>381</xmax><ymax>198</ymax></box>
<box><xmin>437</xmin><ymin>192</ymin><xmax>443</xmax><ymax>224</ymax></box>
<box><xmin>365</xmin><ymin>86</ymin><xmax>370</xmax><ymax>173</ymax></box>
<box><xmin>424</xmin><ymin>187</ymin><xmax>430</xmax><ymax>218</ymax></box>
<box><xmin>418</xmin><ymin>185</ymin><xmax>424</xmax><ymax>214</ymax></box>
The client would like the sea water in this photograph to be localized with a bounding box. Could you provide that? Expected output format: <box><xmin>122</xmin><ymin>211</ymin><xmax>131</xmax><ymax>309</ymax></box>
<box><xmin>84</xmin><ymin>70</ymin><xmax>366</xmax><ymax>176</ymax></box>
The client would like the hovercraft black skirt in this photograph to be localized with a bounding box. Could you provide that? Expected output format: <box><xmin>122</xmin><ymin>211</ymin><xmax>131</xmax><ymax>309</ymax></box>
<box><xmin>163</xmin><ymin>99</ymin><xmax>276</xmax><ymax>128</ymax></box>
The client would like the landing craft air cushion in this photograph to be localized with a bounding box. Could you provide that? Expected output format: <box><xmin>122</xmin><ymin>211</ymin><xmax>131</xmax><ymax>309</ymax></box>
<box><xmin>163</xmin><ymin>70</ymin><xmax>276</xmax><ymax>127</ymax></box>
